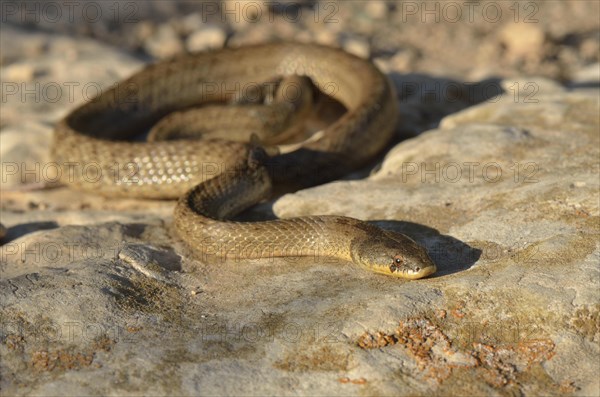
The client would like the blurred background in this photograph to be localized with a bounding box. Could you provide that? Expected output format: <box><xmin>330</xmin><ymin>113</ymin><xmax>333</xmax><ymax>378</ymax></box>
<box><xmin>2</xmin><ymin>0</ymin><xmax>598</xmax><ymax>80</ymax></box>
<box><xmin>2</xmin><ymin>0</ymin><xmax>598</xmax><ymax>141</ymax></box>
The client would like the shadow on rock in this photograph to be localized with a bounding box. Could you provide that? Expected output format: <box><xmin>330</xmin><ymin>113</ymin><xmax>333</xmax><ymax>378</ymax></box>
<box><xmin>389</xmin><ymin>74</ymin><xmax>504</xmax><ymax>137</ymax></box>
<box><xmin>1</xmin><ymin>221</ymin><xmax>59</xmax><ymax>243</ymax></box>
<box><xmin>343</xmin><ymin>75</ymin><xmax>505</xmax><ymax>180</ymax></box>
<box><xmin>371</xmin><ymin>220</ymin><xmax>481</xmax><ymax>278</ymax></box>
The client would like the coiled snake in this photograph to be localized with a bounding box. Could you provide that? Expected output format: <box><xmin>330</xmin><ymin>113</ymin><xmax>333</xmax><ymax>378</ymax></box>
<box><xmin>52</xmin><ymin>42</ymin><xmax>436</xmax><ymax>280</ymax></box>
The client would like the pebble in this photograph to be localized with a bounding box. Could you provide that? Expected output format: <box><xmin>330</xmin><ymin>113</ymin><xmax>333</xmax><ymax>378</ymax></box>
<box><xmin>313</xmin><ymin>29</ymin><xmax>337</xmax><ymax>46</ymax></box>
<box><xmin>186</xmin><ymin>26</ymin><xmax>227</xmax><ymax>52</ymax></box>
<box><xmin>387</xmin><ymin>49</ymin><xmax>417</xmax><ymax>72</ymax></box>
<box><xmin>581</xmin><ymin>37</ymin><xmax>600</xmax><ymax>61</ymax></box>
<box><xmin>180</xmin><ymin>13</ymin><xmax>206</xmax><ymax>35</ymax></box>
<box><xmin>0</xmin><ymin>122</ymin><xmax>53</xmax><ymax>188</ymax></box>
<box><xmin>342</xmin><ymin>37</ymin><xmax>370</xmax><ymax>59</ymax></box>
<box><xmin>499</xmin><ymin>23</ymin><xmax>545</xmax><ymax>62</ymax></box>
<box><xmin>365</xmin><ymin>1</ymin><xmax>388</xmax><ymax>19</ymax></box>
<box><xmin>225</xmin><ymin>0</ymin><xmax>267</xmax><ymax>27</ymax></box>
<box><xmin>143</xmin><ymin>24</ymin><xmax>184</xmax><ymax>59</ymax></box>
<box><xmin>2</xmin><ymin>63</ymin><xmax>37</xmax><ymax>81</ymax></box>
<box><xmin>134</xmin><ymin>21</ymin><xmax>155</xmax><ymax>43</ymax></box>
<box><xmin>571</xmin><ymin>63</ymin><xmax>600</xmax><ymax>84</ymax></box>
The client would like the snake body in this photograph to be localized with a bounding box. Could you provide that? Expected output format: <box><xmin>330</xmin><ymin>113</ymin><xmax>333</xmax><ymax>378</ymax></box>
<box><xmin>53</xmin><ymin>43</ymin><xmax>436</xmax><ymax>279</ymax></box>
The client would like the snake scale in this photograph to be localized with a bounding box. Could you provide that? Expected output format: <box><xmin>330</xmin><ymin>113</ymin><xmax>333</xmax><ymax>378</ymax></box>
<box><xmin>52</xmin><ymin>42</ymin><xmax>436</xmax><ymax>279</ymax></box>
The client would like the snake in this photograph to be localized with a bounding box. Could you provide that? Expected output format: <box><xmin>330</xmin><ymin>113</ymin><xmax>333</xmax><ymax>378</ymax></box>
<box><xmin>52</xmin><ymin>42</ymin><xmax>436</xmax><ymax>280</ymax></box>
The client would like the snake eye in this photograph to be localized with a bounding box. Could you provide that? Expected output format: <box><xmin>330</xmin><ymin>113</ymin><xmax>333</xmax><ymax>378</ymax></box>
<box><xmin>390</xmin><ymin>256</ymin><xmax>404</xmax><ymax>272</ymax></box>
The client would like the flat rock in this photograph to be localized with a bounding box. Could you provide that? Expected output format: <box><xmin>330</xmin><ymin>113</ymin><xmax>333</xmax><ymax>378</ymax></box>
<box><xmin>273</xmin><ymin>86</ymin><xmax>600</xmax><ymax>395</ymax></box>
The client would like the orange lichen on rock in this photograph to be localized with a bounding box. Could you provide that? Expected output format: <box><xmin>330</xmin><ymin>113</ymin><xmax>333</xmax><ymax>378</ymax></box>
<box><xmin>31</xmin><ymin>349</ymin><xmax>94</xmax><ymax>372</ymax></box>
<box><xmin>338</xmin><ymin>377</ymin><xmax>367</xmax><ymax>385</ymax></box>
<box><xmin>356</xmin><ymin>318</ymin><xmax>558</xmax><ymax>389</ymax></box>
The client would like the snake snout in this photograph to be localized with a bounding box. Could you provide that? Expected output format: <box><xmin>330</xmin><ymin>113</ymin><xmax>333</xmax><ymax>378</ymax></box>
<box><xmin>401</xmin><ymin>259</ymin><xmax>437</xmax><ymax>280</ymax></box>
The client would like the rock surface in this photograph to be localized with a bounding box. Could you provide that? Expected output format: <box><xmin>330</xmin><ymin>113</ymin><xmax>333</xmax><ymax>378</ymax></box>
<box><xmin>1</xmin><ymin>4</ymin><xmax>599</xmax><ymax>397</ymax></box>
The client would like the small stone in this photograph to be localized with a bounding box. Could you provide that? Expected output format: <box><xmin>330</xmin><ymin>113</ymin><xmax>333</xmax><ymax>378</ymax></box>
<box><xmin>143</xmin><ymin>24</ymin><xmax>184</xmax><ymax>59</ymax></box>
<box><xmin>2</xmin><ymin>63</ymin><xmax>37</xmax><ymax>81</ymax></box>
<box><xmin>186</xmin><ymin>26</ymin><xmax>227</xmax><ymax>52</ymax></box>
<box><xmin>313</xmin><ymin>29</ymin><xmax>337</xmax><ymax>46</ymax></box>
<box><xmin>387</xmin><ymin>49</ymin><xmax>417</xmax><ymax>72</ymax></box>
<box><xmin>0</xmin><ymin>122</ymin><xmax>53</xmax><ymax>188</ymax></box>
<box><xmin>499</xmin><ymin>23</ymin><xmax>546</xmax><ymax>62</ymax></box>
<box><xmin>581</xmin><ymin>37</ymin><xmax>600</xmax><ymax>61</ymax></box>
<box><xmin>365</xmin><ymin>1</ymin><xmax>388</xmax><ymax>19</ymax></box>
<box><xmin>571</xmin><ymin>63</ymin><xmax>600</xmax><ymax>85</ymax></box>
<box><xmin>227</xmin><ymin>25</ymin><xmax>271</xmax><ymax>46</ymax></box>
<box><xmin>180</xmin><ymin>13</ymin><xmax>205</xmax><ymax>35</ymax></box>
<box><xmin>295</xmin><ymin>30</ymin><xmax>313</xmax><ymax>44</ymax></box>
<box><xmin>119</xmin><ymin>244</ymin><xmax>180</xmax><ymax>284</ymax></box>
<box><xmin>225</xmin><ymin>0</ymin><xmax>267</xmax><ymax>27</ymax></box>
<box><xmin>343</xmin><ymin>37</ymin><xmax>370</xmax><ymax>59</ymax></box>
<box><xmin>373</xmin><ymin>57</ymin><xmax>391</xmax><ymax>74</ymax></box>
<box><xmin>134</xmin><ymin>21</ymin><xmax>155</xmax><ymax>43</ymax></box>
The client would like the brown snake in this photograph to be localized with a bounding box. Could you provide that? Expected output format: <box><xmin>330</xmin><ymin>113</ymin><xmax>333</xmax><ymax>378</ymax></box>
<box><xmin>52</xmin><ymin>42</ymin><xmax>436</xmax><ymax>279</ymax></box>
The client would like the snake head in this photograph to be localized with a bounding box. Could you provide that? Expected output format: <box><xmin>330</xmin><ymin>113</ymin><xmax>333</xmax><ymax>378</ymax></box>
<box><xmin>351</xmin><ymin>230</ymin><xmax>436</xmax><ymax>280</ymax></box>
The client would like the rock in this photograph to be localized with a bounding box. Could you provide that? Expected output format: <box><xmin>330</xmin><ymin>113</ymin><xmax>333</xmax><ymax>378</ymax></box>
<box><xmin>0</xmin><ymin>25</ymin><xmax>46</xmax><ymax>65</ymax></box>
<box><xmin>498</xmin><ymin>22</ymin><xmax>546</xmax><ymax>63</ymax></box>
<box><xmin>224</xmin><ymin>0</ymin><xmax>269</xmax><ymax>28</ymax></box>
<box><xmin>185</xmin><ymin>26</ymin><xmax>227</xmax><ymax>52</ymax></box>
<box><xmin>132</xmin><ymin>20</ymin><xmax>156</xmax><ymax>43</ymax></box>
<box><xmin>387</xmin><ymin>48</ymin><xmax>418</xmax><ymax>72</ymax></box>
<box><xmin>570</xmin><ymin>63</ymin><xmax>600</xmax><ymax>86</ymax></box>
<box><xmin>342</xmin><ymin>37</ymin><xmax>370</xmax><ymax>59</ymax></box>
<box><xmin>365</xmin><ymin>1</ymin><xmax>388</xmax><ymax>19</ymax></box>
<box><xmin>118</xmin><ymin>243</ymin><xmax>182</xmax><ymax>285</ymax></box>
<box><xmin>312</xmin><ymin>29</ymin><xmax>338</xmax><ymax>46</ymax></box>
<box><xmin>143</xmin><ymin>24</ymin><xmax>184</xmax><ymax>59</ymax></box>
<box><xmin>0</xmin><ymin>25</ymin><xmax>143</xmax><ymax>128</ymax></box>
<box><xmin>499</xmin><ymin>76</ymin><xmax>566</xmax><ymax>97</ymax></box>
<box><xmin>180</xmin><ymin>13</ymin><xmax>206</xmax><ymax>35</ymax></box>
<box><xmin>2</xmin><ymin>62</ymin><xmax>38</xmax><ymax>81</ymax></box>
<box><xmin>0</xmin><ymin>121</ymin><xmax>54</xmax><ymax>188</ymax></box>
<box><xmin>227</xmin><ymin>25</ymin><xmax>273</xmax><ymax>46</ymax></box>
<box><xmin>273</xmin><ymin>90</ymin><xmax>600</xmax><ymax>395</ymax></box>
<box><xmin>580</xmin><ymin>36</ymin><xmax>600</xmax><ymax>61</ymax></box>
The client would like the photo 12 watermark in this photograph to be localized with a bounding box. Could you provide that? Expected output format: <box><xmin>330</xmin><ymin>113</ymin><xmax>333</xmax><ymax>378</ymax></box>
<box><xmin>1</xmin><ymin>1</ymin><xmax>139</xmax><ymax>25</ymax></box>
<box><xmin>0</xmin><ymin>1</ymin><xmax>341</xmax><ymax>26</ymax></box>
<box><xmin>398</xmin><ymin>1</ymin><xmax>539</xmax><ymax>24</ymax></box>
<box><xmin>400</xmin><ymin>161</ymin><xmax>539</xmax><ymax>184</ymax></box>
